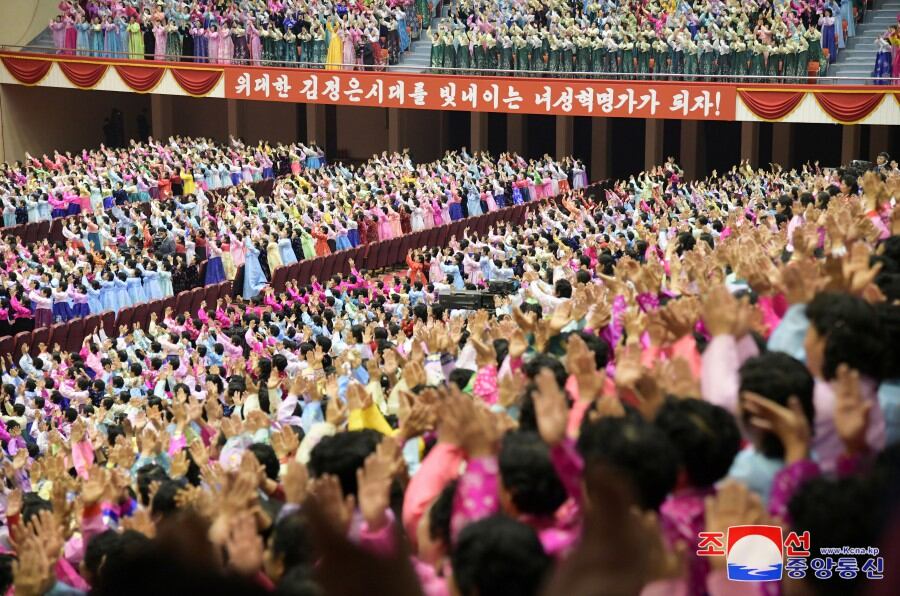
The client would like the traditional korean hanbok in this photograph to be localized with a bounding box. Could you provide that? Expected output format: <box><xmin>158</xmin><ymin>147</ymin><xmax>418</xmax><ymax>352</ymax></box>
<box><xmin>243</xmin><ymin>240</ymin><xmax>268</xmax><ymax>299</ymax></box>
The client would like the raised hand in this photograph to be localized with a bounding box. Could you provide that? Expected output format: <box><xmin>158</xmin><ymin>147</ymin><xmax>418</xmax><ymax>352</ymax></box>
<box><xmin>533</xmin><ymin>369</ymin><xmax>569</xmax><ymax>447</ymax></box>
<box><xmin>225</xmin><ymin>513</ymin><xmax>264</xmax><ymax>575</ymax></box>
<box><xmin>742</xmin><ymin>391</ymin><xmax>811</xmax><ymax>464</ymax></box>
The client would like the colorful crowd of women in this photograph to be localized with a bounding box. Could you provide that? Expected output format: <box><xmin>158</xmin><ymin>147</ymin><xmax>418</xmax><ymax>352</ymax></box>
<box><xmin>427</xmin><ymin>0</ymin><xmax>866</xmax><ymax>80</ymax></box>
<box><xmin>50</xmin><ymin>0</ymin><xmax>435</xmax><ymax>68</ymax></box>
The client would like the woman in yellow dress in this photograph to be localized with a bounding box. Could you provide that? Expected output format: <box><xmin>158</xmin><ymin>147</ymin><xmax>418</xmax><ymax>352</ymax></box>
<box><xmin>127</xmin><ymin>16</ymin><xmax>143</xmax><ymax>59</ymax></box>
<box><xmin>180</xmin><ymin>166</ymin><xmax>195</xmax><ymax>196</ymax></box>
<box><xmin>325</xmin><ymin>18</ymin><xmax>343</xmax><ymax>70</ymax></box>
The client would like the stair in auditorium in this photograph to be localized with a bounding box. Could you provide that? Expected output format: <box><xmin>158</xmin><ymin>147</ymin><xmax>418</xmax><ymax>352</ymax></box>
<box><xmin>829</xmin><ymin>0</ymin><xmax>899</xmax><ymax>83</ymax></box>
<box><xmin>395</xmin><ymin>4</ymin><xmax>448</xmax><ymax>73</ymax></box>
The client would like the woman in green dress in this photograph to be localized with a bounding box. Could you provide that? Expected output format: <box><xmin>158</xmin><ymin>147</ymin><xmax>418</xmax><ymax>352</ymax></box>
<box><xmin>805</xmin><ymin>25</ymin><xmax>823</xmax><ymax>76</ymax></box>
<box><xmin>261</xmin><ymin>25</ymin><xmax>275</xmax><ymax>65</ymax></box>
<box><xmin>547</xmin><ymin>36</ymin><xmax>560</xmax><ymax>76</ymax></box>
<box><xmin>442</xmin><ymin>32</ymin><xmax>456</xmax><ymax>73</ymax></box>
<box><xmin>313</xmin><ymin>25</ymin><xmax>327</xmax><ymax>68</ymax></box>
<box><xmin>485</xmin><ymin>35</ymin><xmax>498</xmax><ymax>73</ymax></box>
<box><xmin>683</xmin><ymin>39</ymin><xmax>698</xmax><ymax>82</ymax></box>
<box><xmin>473</xmin><ymin>37</ymin><xmax>484</xmax><ymax>75</ymax></box>
<box><xmin>417</xmin><ymin>0</ymin><xmax>431</xmax><ymax>31</ymax></box>
<box><xmin>766</xmin><ymin>43</ymin><xmax>782</xmax><ymax>79</ymax></box>
<box><xmin>499</xmin><ymin>35</ymin><xmax>514</xmax><ymax>74</ymax></box>
<box><xmin>749</xmin><ymin>40</ymin><xmax>765</xmax><ymax>82</ymax></box>
<box><xmin>430</xmin><ymin>29</ymin><xmax>443</xmax><ymax>73</ymax></box>
<box><xmin>576</xmin><ymin>36</ymin><xmax>591</xmax><ymax>77</ymax></box>
<box><xmin>515</xmin><ymin>36</ymin><xmax>531</xmax><ymax>76</ymax></box>
<box><xmin>698</xmin><ymin>31</ymin><xmax>714</xmax><ymax>81</ymax></box>
<box><xmin>783</xmin><ymin>39</ymin><xmax>798</xmax><ymax>81</ymax></box>
<box><xmin>635</xmin><ymin>37</ymin><xmax>650</xmax><ymax>80</ymax></box>
<box><xmin>592</xmin><ymin>38</ymin><xmax>605</xmax><ymax>78</ymax></box>
<box><xmin>531</xmin><ymin>35</ymin><xmax>545</xmax><ymax>76</ymax></box>
<box><xmin>796</xmin><ymin>35</ymin><xmax>809</xmax><ymax>84</ymax></box>
<box><xmin>456</xmin><ymin>31</ymin><xmax>471</xmax><ymax>74</ymax></box>
<box><xmin>620</xmin><ymin>36</ymin><xmax>635</xmax><ymax>79</ymax></box>
<box><xmin>652</xmin><ymin>38</ymin><xmax>667</xmax><ymax>81</ymax></box>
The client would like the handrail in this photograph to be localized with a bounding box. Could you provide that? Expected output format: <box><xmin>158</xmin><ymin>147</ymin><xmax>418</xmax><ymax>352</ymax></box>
<box><xmin>4</xmin><ymin>45</ymin><xmax>896</xmax><ymax>85</ymax></box>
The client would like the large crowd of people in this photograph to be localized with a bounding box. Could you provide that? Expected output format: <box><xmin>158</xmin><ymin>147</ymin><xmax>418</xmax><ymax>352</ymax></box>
<box><xmin>424</xmin><ymin>0</ymin><xmax>870</xmax><ymax>80</ymax></box>
<box><xmin>44</xmin><ymin>0</ymin><xmax>881</xmax><ymax>80</ymax></box>
<box><xmin>0</xmin><ymin>136</ymin><xmax>588</xmax><ymax>335</ymax></box>
<box><xmin>49</xmin><ymin>0</ymin><xmax>436</xmax><ymax>68</ymax></box>
<box><xmin>0</xmin><ymin>132</ymin><xmax>897</xmax><ymax>596</ymax></box>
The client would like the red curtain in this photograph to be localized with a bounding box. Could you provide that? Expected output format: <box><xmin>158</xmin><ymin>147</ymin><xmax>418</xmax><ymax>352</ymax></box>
<box><xmin>58</xmin><ymin>61</ymin><xmax>107</xmax><ymax>88</ymax></box>
<box><xmin>0</xmin><ymin>56</ymin><xmax>52</xmax><ymax>85</ymax></box>
<box><xmin>170</xmin><ymin>67</ymin><xmax>222</xmax><ymax>96</ymax></box>
<box><xmin>738</xmin><ymin>90</ymin><xmax>805</xmax><ymax>121</ymax></box>
<box><xmin>815</xmin><ymin>92</ymin><xmax>885</xmax><ymax>124</ymax></box>
<box><xmin>114</xmin><ymin>64</ymin><xmax>164</xmax><ymax>92</ymax></box>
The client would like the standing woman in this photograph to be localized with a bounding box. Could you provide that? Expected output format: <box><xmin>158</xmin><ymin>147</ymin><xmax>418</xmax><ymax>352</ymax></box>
<box><xmin>820</xmin><ymin>9</ymin><xmax>837</xmax><ymax>64</ymax></box>
<box><xmin>127</xmin><ymin>16</ymin><xmax>144</xmax><ymax>59</ymax></box>
<box><xmin>166</xmin><ymin>17</ymin><xmax>182</xmax><ymax>59</ymax></box>
<box><xmin>142</xmin><ymin>15</ymin><xmax>155</xmax><ymax>60</ymax></box>
<box><xmin>64</xmin><ymin>15</ymin><xmax>78</xmax><ymax>55</ymax></box>
<box><xmin>325</xmin><ymin>18</ymin><xmax>343</xmax><ymax>69</ymax></box>
<box><xmin>192</xmin><ymin>20</ymin><xmax>208</xmax><ymax>63</ymax></box>
<box><xmin>207</xmin><ymin>23</ymin><xmax>220</xmax><ymax>64</ymax></box>
<box><xmin>50</xmin><ymin>16</ymin><xmax>67</xmax><ymax>54</ymax></box>
<box><xmin>219</xmin><ymin>21</ymin><xmax>234</xmax><ymax>65</ymax></box>
<box><xmin>154</xmin><ymin>19</ymin><xmax>167</xmax><ymax>60</ymax></box>
<box><xmin>76</xmin><ymin>15</ymin><xmax>91</xmax><ymax>56</ymax></box>
<box><xmin>232</xmin><ymin>20</ymin><xmax>249</xmax><ymax>64</ymax></box>
<box><xmin>90</xmin><ymin>16</ymin><xmax>105</xmax><ymax>57</ymax></box>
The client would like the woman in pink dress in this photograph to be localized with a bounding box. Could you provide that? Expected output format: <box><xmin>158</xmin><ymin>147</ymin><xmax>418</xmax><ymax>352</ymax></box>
<box><xmin>248</xmin><ymin>19</ymin><xmax>262</xmax><ymax>64</ymax></box>
<box><xmin>373</xmin><ymin>206</ymin><xmax>392</xmax><ymax>241</ymax></box>
<box><xmin>50</xmin><ymin>16</ymin><xmax>67</xmax><ymax>54</ymax></box>
<box><xmin>207</xmin><ymin>24</ymin><xmax>220</xmax><ymax>64</ymax></box>
<box><xmin>431</xmin><ymin>198</ymin><xmax>443</xmax><ymax>227</ymax></box>
<box><xmin>153</xmin><ymin>21</ymin><xmax>167</xmax><ymax>60</ymax></box>
<box><xmin>342</xmin><ymin>26</ymin><xmax>356</xmax><ymax>69</ymax></box>
<box><xmin>219</xmin><ymin>23</ymin><xmax>233</xmax><ymax>64</ymax></box>
<box><xmin>389</xmin><ymin>207</ymin><xmax>402</xmax><ymax>237</ymax></box>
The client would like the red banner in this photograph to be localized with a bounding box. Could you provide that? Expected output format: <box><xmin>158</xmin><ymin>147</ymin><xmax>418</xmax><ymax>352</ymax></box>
<box><xmin>0</xmin><ymin>56</ymin><xmax>52</xmax><ymax>85</ymax></box>
<box><xmin>223</xmin><ymin>67</ymin><xmax>737</xmax><ymax>120</ymax></box>
<box><xmin>814</xmin><ymin>92</ymin><xmax>885</xmax><ymax>123</ymax></box>
<box><xmin>58</xmin><ymin>61</ymin><xmax>107</xmax><ymax>88</ymax></box>
<box><xmin>170</xmin><ymin>67</ymin><xmax>222</xmax><ymax>96</ymax></box>
<box><xmin>738</xmin><ymin>90</ymin><xmax>805</xmax><ymax>121</ymax></box>
<box><xmin>114</xmin><ymin>64</ymin><xmax>164</xmax><ymax>92</ymax></box>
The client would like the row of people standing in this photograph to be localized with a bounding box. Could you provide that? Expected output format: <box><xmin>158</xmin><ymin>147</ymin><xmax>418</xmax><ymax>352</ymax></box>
<box><xmin>429</xmin><ymin>26</ymin><xmax>824</xmax><ymax>82</ymax></box>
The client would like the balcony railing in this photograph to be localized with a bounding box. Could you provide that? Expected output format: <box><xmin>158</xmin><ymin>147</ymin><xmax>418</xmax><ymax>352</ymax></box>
<box><xmin>6</xmin><ymin>44</ymin><xmax>896</xmax><ymax>86</ymax></box>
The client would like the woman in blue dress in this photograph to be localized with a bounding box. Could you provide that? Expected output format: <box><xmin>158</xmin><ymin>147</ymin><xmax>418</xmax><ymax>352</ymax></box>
<box><xmin>86</xmin><ymin>282</ymin><xmax>103</xmax><ymax>314</ymax></box>
<box><xmin>141</xmin><ymin>264</ymin><xmax>163</xmax><ymax>300</ymax></box>
<box><xmin>277</xmin><ymin>232</ymin><xmax>298</xmax><ymax>266</ymax></box>
<box><xmin>242</xmin><ymin>238</ymin><xmax>268</xmax><ymax>299</ymax></box>
<box><xmin>398</xmin><ymin>14</ymin><xmax>411</xmax><ymax>53</ymax></box>
<box><xmin>76</xmin><ymin>17</ymin><xmax>91</xmax><ymax>56</ymax></box>
<box><xmin>99</xmin><ymin>274</ymin><xmax>117</xmax><ymax>312</ymax></box>
<box><xmin>347</xmin><ymin>218</ymin><xmax>359</xmax><ymax>247</ymax></box>
<box><xmin>465</xmin><ymin>184</ymin><xmax>483</xmax><ymax>217</ymax></box>
<box><xmin>441</xmin><ymin>256</ymin><xmax>465</xmax><ymax>290</ymax></box>
<box><xmin>126</xmin><ymin>267</ymin><xmax>146</xmax><ymax>305</ymax></box>
<box><xmin>90</xmin><ymin>17</ymin><xmax>105</xmax><ymax>57</ymax></box>
<box><xmin>114</xmin><ymin>273</ymin><xmax>131</xmax><ymax>312</ymax></box>
<box><xmin>159</xmin><ymin>264</ymin><xmax>174</xmax><ymax>297</ymax></box>
<box><xmin>840</xmin><ymin>0</ymin><xmax>855</xmax><ymax>41</ymax></box>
